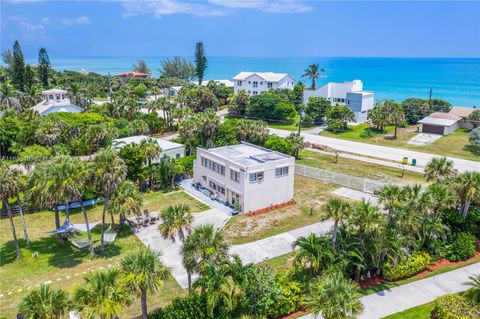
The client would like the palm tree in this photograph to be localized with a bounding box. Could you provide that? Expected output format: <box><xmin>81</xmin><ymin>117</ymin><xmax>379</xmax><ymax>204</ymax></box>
<box><xmin>85</xmin><ymin>123</ymin><xmax>118</xmax><ymax>152</ymax></box>
<box><xmin>426</xmin><ymin>183</ymin><xmax>455</xmax><ymax>216</ymax></box>
<box><xmin>92</xmin><ymin>149</ymin><xmax>127</xmax><ymax>248</ymax></box>
<box><xmin>12</xmin><ymin>167</ymin><xmax>30</xmax><ymax>247</ymax></box>
<box><xmin>303</xmin><ymin>272</ymin><xmax>363</xmax><ymax>319</ymax></box>
<box><xmin>292</xmin><ymin>234</ymin><xmax>335</xmax><ymax>277</ymax></box>
<box><xmin>0</xmin><ymin>162</ymin><xmax>22</xmax><ymax>258</ymax></box>
<box><xmin>36</xmin><ymin>118</ymin><xmax>65</xmax><ymax>155</ymax></box>
<box><xmin>73</xmin><ymin>268</ymin><xmax>132</xmax><ymax>319</ymax></box>
<box><xmin>386</xmin><ymin>101</ymin><xmax>405</xmax><ymax>139</ymax></box>
<box><xmin>178</xmin><ymin>118</ymin><xmax>198</xmax><ymax>155</ymax></box>
<box><xmin>287</xmin><ymin>133</ymin><xmax>304</xmax><ymax>158</ymax></box>
<box><xmin>453</xmin><ymin>172</ymin><xmax>480</xmax><ymax>218</ymax></box>
<box><xmin>197</xmin><ymin>109</ymin><xmax>220</xmax><ymax>148</ymax></box>
<box><xmin>0</xmin><ymin>80</ymin><xmax>21</xmax><ymax>112</ymax></box>
<box><xmin>378</xmin><ymin>184</ymin><xmax>405</xmax><ymax>224</ymax></box>
<box><xmin>19</xmin><ymin>284</ymin><xmax>70</xmax><ymax>319</ymax></box>
<box><xmin>120</xmin><ymin>247</ymin><xmax>171</xmax><ymax>319</ymax></box>
<box><xmin>322</xmin><ymin>198</ymin><xmax>351</xmax><ymax>248</ymax></box>
<box><xmin>158</xmin><ymin>204</ymin><xmax>193</xmax><ymax>243</ymax></box>
<box><xmin>107</xmin><ymin>180</ymin><xmax>143</xmax><ymax>225</ymax></box>
<box><xmin>140</xmin><ymin>138</ymin><xmax>162</xmax><ymax>189</ymax></box>
<box><xmin>464</xmin><ymin>274</ymin><xmax>480</xmax><ymax>302</ymax></box>
<box><xmin>302</xmin><ymin>64</ymin><xmax>325</xmax><ymax>90</ymax></box>
<box><xmin>424</xmin><ymin>157</ymin><xmax>458</xmax><ymax>183</ymax></box>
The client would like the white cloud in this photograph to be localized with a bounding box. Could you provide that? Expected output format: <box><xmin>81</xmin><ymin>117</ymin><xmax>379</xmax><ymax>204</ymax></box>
<box><xmin>121</xmin><ymin>0</ymin><xmax>312</xmax><ymax>18</ymax></box>
<box><xmin>61</xmin><ymin>16</ymin><xmax>92</xmax><ymax>26</ymax></box>
<box><xmin>7</xmin><ymin>16</ymin><xmax>50</xmax><ymax>41</ymax></box>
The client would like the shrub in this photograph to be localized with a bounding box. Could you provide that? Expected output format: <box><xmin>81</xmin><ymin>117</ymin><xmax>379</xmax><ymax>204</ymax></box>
<box><xmin>149</xmin><ymin>293</ymin><xmax>208</xmax><ymax>319</ymax></box>
<box><xmin>446</xmin><ymin>232</ymin><xmax>477</xmax><ymax>262</ymax></box>
<box><xmin>382</xmin><ymin>252</ymin><xmax>431</xmax><ymax>281</ymax></box>
<box><xmin>432</xmin><ymin>294</ymin><xmax>480</xmax><ymax>319</ymax></box>
<box><xmin>264</xmin><ymin>135</ymin><xmax>293</xmax><ymax>155</ymax></box>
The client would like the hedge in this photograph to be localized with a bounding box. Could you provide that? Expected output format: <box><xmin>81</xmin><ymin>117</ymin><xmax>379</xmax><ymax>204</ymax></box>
<box><xmin>382</xmin><ymin>252</ymin><xmax>431</xmax><ymax>281</ymax></box>
<box><xmin>446</xmin><ymin>232</ymin><xmax>477</xmax><ymax>262</ymax></box>
<box><xmin>432</xmin><ymin>294</ymin><xmax>480</xmax><ymax>319</ymax></box>
<box><xmin>149</xmin><ymin>294</ymin><xmax>208</xmax><ymax>319</ymax></box>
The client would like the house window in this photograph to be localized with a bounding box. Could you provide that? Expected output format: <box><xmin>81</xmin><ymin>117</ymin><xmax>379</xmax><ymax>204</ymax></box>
<box><xmin>275</xmin><ymin>167</ymin><xmax>289</xmax><ymax>177</ymax></box>
<box><xmin>253</xmin><ymin>91</ymin><xmax>258</xmax><ymax>96</ymax></box>
<box><xmin>231</xmin><ymin>170</ymin><xmax>240</xmax><ymax>182</ymax></box>
<box><xmin>253</xmin><ymin>81</ymin><xmax>258</xmax><ymax>88</ymax></box>
<box><xmin>248</xmin><ymin>91</ymin><xmax>251</xmax><ymax>94</ymax></box>
<box><xmin>260</xmin><ymin>82</ymin><xmax>263</xmax><ymax>85</ymax></box>
<box><xmin>249</xmin><ymin>172</ymin><xmax>264</xmax><ymax>182</ymax></box>
<box><xmin>237</xmin><ymin>80</ymin><xmax>242</xmax><ymax>86</ymax></box>
<box><xmin>176</xmin><ymin>153</ymin><xmax>180</xmax><ymax>158</ymax></box>
<box><xmin>201</xmin><ymin>157</ymin><xmax>225</xmax><ymax>175</ymax></box>
<box><xmin>268</xmin><ymin>82</ymin><xmax>273</xmax><ymax>88</ymax></box>
<box><xmin>248</xmin><ymin>81</ymin><xmax>251</xmax><ymax>84</ymax></box>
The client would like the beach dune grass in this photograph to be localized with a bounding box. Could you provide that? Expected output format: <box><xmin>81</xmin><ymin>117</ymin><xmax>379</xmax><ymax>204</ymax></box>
<box><xmin>0</xmin><ymin>190</ymin><xmax>205</xmax><ymax>318</ymax></box>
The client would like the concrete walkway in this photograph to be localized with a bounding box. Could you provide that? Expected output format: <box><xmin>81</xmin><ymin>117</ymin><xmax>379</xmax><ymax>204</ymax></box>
<box><xmin>298</xmin><ymin>262</ymin><xmax>480</xmax><ymax>319</ymax></box>
<box><xmin>269</xmin><ymin>128</ymin><xmax>479</xmax><ymax>173</ymax></box>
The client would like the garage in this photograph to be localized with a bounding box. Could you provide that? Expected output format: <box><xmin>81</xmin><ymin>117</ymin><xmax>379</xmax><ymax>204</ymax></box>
<box><xmin>421</xmin><ymin>124</ymin><xmax>444</xmax><ymax>135</ymax></box>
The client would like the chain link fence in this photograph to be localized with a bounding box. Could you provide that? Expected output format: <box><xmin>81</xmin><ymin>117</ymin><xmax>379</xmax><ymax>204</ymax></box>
<box><xmin>295</xmin><ymin>164</ymin><xmax>392</xmax><ymax>194</ymax></box>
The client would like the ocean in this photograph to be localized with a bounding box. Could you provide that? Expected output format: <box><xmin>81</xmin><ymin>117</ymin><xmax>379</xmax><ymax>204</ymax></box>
<box><xmin>25</xmin><ymin>56</ymin><xmax>480</xmax><ymax>106</ymax></box>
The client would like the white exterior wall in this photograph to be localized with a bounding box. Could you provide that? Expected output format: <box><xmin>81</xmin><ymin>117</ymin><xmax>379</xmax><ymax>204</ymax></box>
<box><xmin>234</xmin><ymin>75</ymin><xmax>295</xmax><ymax>96</ymax></box>
<box><xmin>346</xmin><ymin>92</ymin><xmax>375</xmax><ymax>123</ymax></box>
<box><xmin>158</xmin><ymin>146</ymin><xmax>185</xmax><ymax>162</ymax></box>
<box><xmin>193</xmin><ymin>147</ymin><xmax>295</xmax><ymax>213</ymax></box>
<box><xmin>444</xmin><ymin>122</ymin><xmax>459</xmax><ymax>135</ymax></box>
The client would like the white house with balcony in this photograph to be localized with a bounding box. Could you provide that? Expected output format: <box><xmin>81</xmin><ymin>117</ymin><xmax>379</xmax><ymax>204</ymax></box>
<box><xmin>233</xmin><ymin>72</ymin><xmax>295</xmax><ymax>96</ymax></box>
<box><xmin>303</xmin><ymin>80</ymin><xmax>375</xmax><ymax>122</ymax></box>
<box><xmin>193</xmin><ymin>142</ymin><xmax>295</xmax><ymax>213</ymax></box>
<box><xmin>32</xmin><ymin>89</ymin><xmax>84</xmax><ymax>116</ymax></box>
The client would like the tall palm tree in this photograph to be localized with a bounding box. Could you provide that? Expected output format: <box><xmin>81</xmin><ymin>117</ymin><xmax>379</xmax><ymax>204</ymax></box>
<box><xmin>197</xmin><ymin>109</ymin><xmax>220</xmax><ymax>148</ymax></box>
<box><xmin>120</xmin><ymin>247</ymin><xmax>171</xmax><ymax>319</ymax></box>
<box><xmin>19</xmin><ymin>284</ymin><xmax>70</xmax><ymax>319</ymax></box>
<box><xmin>424</xmin><ymin>157</ymin><xmax>458</xmax><ymax>183</ymax></box>
<box><xmin>322</xmin><ymin>198</ymin><xmax>351</xmax><ymax>248</ymax></box>
<box><xmin>303</xmin><ymin>272</ymin><xmax>363</xmax><ymax>319</ymax></box>
<box><xmin>0</xmin><ymin>162</ymin><xmax>22</xmax><ymax>258</ymax></box>
<box><xmin>12</xmin><ymin>167</ymin><xmax>30</xmax><ymax>247</ymax></box>
<box><xmin>107</xmin><ymin>180</ymin><xmax>143</xmax><ymax>225</ymax></box>
<box><xmin>378</xmin><ymin>184</ymin><xmax>405</xmax><ymax>224</ymax></box>
<box><xmin>92</xmin><ymin>149</ymin><xmax>127</xmax><ymax>248</ymax></box>
<box><xmin>292</xmin><ymin>234</ymin><xmax>335</xmax><ymax>277</ymax></box>
<box><xmin>0</xmin><ymin>80</ymin><xmax>21</xmax><ymax>112</ymax></box>
<box><xmin>158</xmin><ymin>204</ymin><xmax>193</xmax><ymax>243</ymax></box>
<box><xmin>36</xmin><ymin>118</ymin><xmax>65</xmax><ymax>155</ymax></box>
<box><xmin>140</xmin><ymin>138</ymin><xmax>162</xmax><ymax>189</ymax></box>
<box><xmin>73</xmin><ymin>268</ymin><xmax>132</xmax><ymax>319</ymax></box>
<box><xmin>178</xmin><ymin>118</ymin><xmax>197</xmax><ymax>155</ymax></box>
<box><xmin>386</xmin><ymin>101</ymin><xmax>405</xmax><ymax>139</ymax></box>
<box><xmin>302</xmin><ymin>64</ymin><xmax>325</xmax><ymax>90</ymax></box>
<box><xmin>453</xmin><ymin>172</ymin><xmax>480</xmax><ymax>218</ymax></box>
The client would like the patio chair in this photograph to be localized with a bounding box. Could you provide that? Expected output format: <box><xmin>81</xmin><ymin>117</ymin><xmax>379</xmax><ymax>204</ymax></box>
<box><xmin>143</xmin><ymin>218</ymin><xmax>150</xmax><ymax>226</ymax></box>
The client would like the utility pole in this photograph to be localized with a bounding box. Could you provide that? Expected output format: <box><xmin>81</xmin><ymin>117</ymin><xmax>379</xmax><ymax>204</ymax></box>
<box><xmin>428</xmin><ymin>88</ymin><xmax>432</xmax><ymax>109</ymax></box>
<box><xmin>298</xmin><ymin>103</ymin><xmax>304</xmax><ymax>136</ymax></box>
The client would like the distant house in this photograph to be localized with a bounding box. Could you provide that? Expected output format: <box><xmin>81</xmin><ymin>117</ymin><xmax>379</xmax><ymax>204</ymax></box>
<box><xmin>233</xmin><ymin>72</ymin><xmax>295</xmax><ymax>96</ymax></box>
<box><xmin>418</xmin><ymin>106</ymin><xmax>476</xmax><ymax>135</ymax></box>
<box><xmin>113</xmin><ymin>135</ymin><xmax>185</xmax><ymax>161</ymax></box>
<box><xmin>193</xmin><ymin>142</ymin><xmax>295</xmax><ymax>213</ymax></box>
<box><xmin>118</xmin><ymin>71</ymin><xmax>149</xmax><ymax>79</ymax></box>
<box><xmin>200</xmin><ymin>79</ymin><xmax>234</xmax><ymax>88</ymax></box>
<box><xmin>32</xmin><ymin>89</ymin><xmax>84</xmax><ymax>116</ymax></box>
<box><xmin>303</xmin><ymin>80</ymin><xmax>375</xmax><ymax>123</ymax></box>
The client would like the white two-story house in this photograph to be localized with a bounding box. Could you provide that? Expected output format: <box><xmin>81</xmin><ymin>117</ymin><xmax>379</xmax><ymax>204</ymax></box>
<box><xmin>303</xmin><ymin>80</ymin><xmax>375</xmax><ymax>123</ymax></box>
<box><xmin>233</xmin><ymin>72</ymin><xmax>295</xmax><ymax>96</ymax></box>
<box><xmin>193</xmin><ymin>142</ymin><xmax>295</xmax><ymax>213</ymax></box>
<box><xmin>32</xmin><ymin>89</ymin><xmax>84</xmax><ymax>116</ymax></box>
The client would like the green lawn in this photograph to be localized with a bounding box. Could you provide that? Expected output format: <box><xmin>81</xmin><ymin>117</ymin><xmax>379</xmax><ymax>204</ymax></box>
<box><xmin>320</xmin><ymin>125</ymin><xmax>479</xmax><ymax>161</ymax></box>
<box><xmin>222</xmin><ymin>176</ymin><xmax>339</xmax><ymax>245</ymax></box>
<box><xmin>0</xmin><ymin>190</ymin><xmax>206</xmax><ymax>318</ymax></box>
<box><xmin>382</xmin><ymin>302</ymin><xmax>434</xmax><ymax>319</ymax></box>
<box><xmin>297</xmin><ymin>150</ymin><xmax>426</xmax><ymax>184</ymax></box>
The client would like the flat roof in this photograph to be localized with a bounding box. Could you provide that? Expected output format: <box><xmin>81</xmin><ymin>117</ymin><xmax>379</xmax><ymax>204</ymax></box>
<box><xmin>418</xmin><ymin>117</ymin><xmax>458</xmax><ymax>127</ymax></box>
<box><xmin>113</xmin><ymin>135</ymin><xmax>184</xmax><ymax>150</ymax></box>
<box><xmin>206</xmin><ymin>142</ymin><xmax>292</xmax><ymax>167</ymax></box>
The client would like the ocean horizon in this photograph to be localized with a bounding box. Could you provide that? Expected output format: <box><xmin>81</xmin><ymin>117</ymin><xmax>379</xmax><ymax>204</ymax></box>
<box><xmin>24</xmin><ymin>56</ymin><xmax>480</xmax><ymax>107</ymax></box>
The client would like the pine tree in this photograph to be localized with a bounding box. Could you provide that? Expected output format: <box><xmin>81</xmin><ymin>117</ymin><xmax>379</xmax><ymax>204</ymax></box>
<box><xmin>38</xmin><ymin>48</ymin><xmax>51</xmax><ymax>88</ymax></box>
<box><xmin>194</xmin><ymin>42</ymin><xmax>207</xmax><ymax>85</ymax></box>
<box><xmin>12</xmin><ymin>40</ymin><xmax>25</xmax><ymax>91</ymax></box>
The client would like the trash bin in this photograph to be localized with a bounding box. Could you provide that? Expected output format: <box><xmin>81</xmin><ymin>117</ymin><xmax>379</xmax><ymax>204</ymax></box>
<box><xmin>402</xmin><ymin>157</ymin><xmax>408</xmax><ymax>165</ymax></box>
<box><xmin>412</xmin><ymin>159</ymin><xmax>417</xmax><ymax>166</ymax></box>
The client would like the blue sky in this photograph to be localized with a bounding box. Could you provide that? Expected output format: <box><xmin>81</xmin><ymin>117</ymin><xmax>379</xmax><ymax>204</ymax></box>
<box><xmin>1</xmin><ymin>0</ymin><xmax>479</xmax><ymax>58</ymax></box>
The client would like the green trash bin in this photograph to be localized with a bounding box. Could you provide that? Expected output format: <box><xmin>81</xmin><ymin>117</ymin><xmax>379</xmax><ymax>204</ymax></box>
<box><xmin>412</xmin><ymin>159</ymin><xmax>417</xmax><ymax>166</ymax></box>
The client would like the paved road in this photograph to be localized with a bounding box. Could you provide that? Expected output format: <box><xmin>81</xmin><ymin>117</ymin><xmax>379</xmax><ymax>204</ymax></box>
<box><xmin>270</xmin><ymin>128</ymin><xmax>479</xmax><ymax>173</ymax></box>
<box><xmin>297</xmin><ymin>262</ymin><xmax>480</xmax><ymax>319</ymax></box>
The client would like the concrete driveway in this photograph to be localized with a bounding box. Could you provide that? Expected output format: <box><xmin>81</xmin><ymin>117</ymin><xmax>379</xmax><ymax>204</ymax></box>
<box><xmin>269</xmin><ymin>128</ymin><xmax>479</xmax><ymax>173</ymax></box>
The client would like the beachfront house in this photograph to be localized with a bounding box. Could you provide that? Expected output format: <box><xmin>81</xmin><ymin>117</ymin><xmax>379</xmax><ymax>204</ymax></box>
<box><xmin>303</xmin><ymin>80</ymin><xmax>375</xmax><ymax>123</ymax></box>
<box><xmin>233</xmin><ymin>72</ymin><xmax>295</xmax><ymax>96</ymax></box>
<box><xmin>418</xmin><ymin>106</ymin><xmax>476</xmax><ymax>135</ymax></box>
<box><xmin>113</xmin><ymin>135</ymin><xmax>185</xmax><ymax>161</ymax></box>
<box><xmin>118</xmin><ymin>71</ymin><xmax>150</xmax><ymax>79</ymax></box>
<box><xmin>32</xmin><ymin>89</ymin><xmax>84</xmax><ymax>116</ymax></box>
<box><xmin>193</xmin><ymin>142</ymin><xmax>295</xmax><ymax>213</ymax></box>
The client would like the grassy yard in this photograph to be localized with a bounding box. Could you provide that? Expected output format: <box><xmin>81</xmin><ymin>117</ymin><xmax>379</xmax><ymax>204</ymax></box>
<box><xmin>297</xmin><ymin>150</ymin><xmax>426</xmax><ymax>184</ymax></box>
<box><xmin>382</xmin><ymin>302</ymin><xmax>434</xmax><ymax>319</ymax></box>
<box><xmin>222</xmin><ymin>176</ymin><xmax>339</xmax><ymax>245</ymax></box>
<box><xmin>320</xmin><ymin>125</ymin><xmax>479</xmax><ymax>161</ymax></box>
<box><xmin>0</xmin><ymin>190</ymin><xmax>206</xmax><ymax>318</ymax></box>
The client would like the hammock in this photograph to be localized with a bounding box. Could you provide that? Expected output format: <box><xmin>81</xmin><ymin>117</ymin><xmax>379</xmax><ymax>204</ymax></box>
<box><xmin>72</xmin><ymin>220</ymin><xmax>101</xmax><ymax>232</ymax></box>
<box><xmin>47</xmin><ymin>219</ymin><xmax>75</xmax><ymax>234</ymax></box>
<box><xmin>103</xmin><ymin>232</ymin><xmax>117</xmax><ymax>244</ymax></box>
<box><xmin>70</xmin><ymin>238</ymin><xmax>90</xmax><ymax>249</ymax></box>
